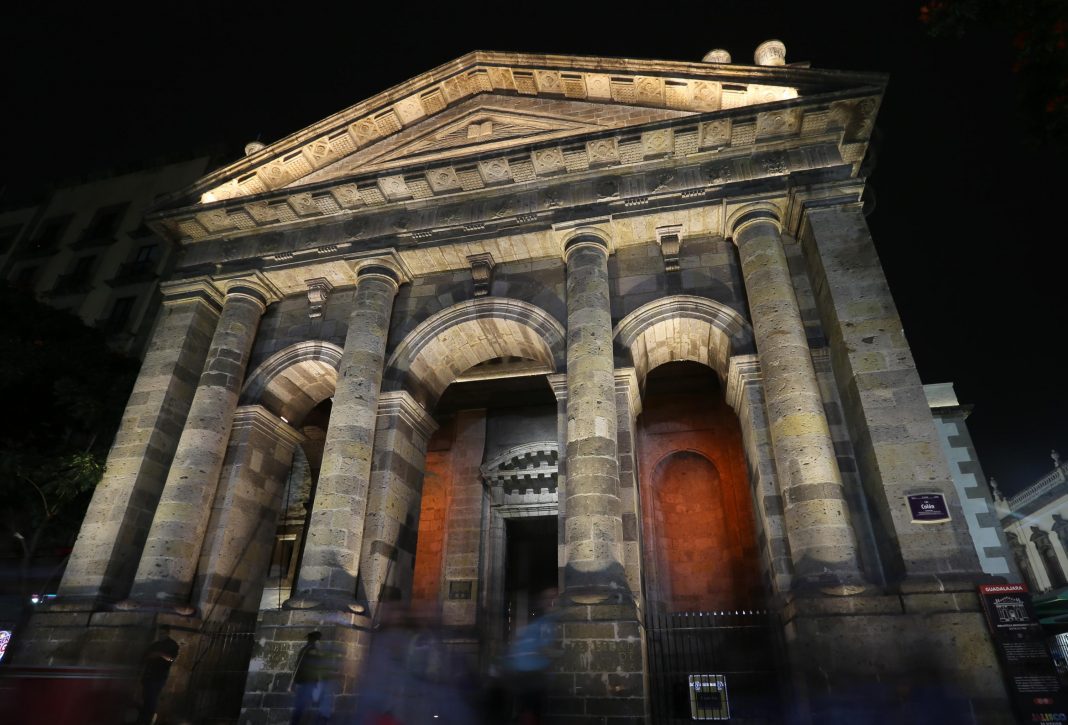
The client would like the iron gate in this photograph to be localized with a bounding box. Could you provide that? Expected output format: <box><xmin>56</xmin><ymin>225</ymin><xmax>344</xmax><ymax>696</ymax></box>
<box><xmin>185</xmin><ymin>620</ymin><xmax>256</xmax><ymax>724</ymax></box>
<box><xmin>645</xmin><ymin>610</ymin><xmax>783</xmax><ymax>723</ymax></box>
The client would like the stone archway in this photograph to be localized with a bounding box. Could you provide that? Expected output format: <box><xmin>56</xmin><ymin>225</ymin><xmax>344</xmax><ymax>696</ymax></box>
<box><xmin>241</xmin><ymin>340</ymin><xmax>342</xmax><ymax>425</ymax></box>
<box><xmin>194</xmin><ymin>341</ymin><xmax>344</xmax><ymax>622</ymax></box>
<box><xmin>613</xmin><ymin>296</ymin><xmax>789</xmax><ymax>597</ymax></box>
<box><xmin>385</xmin><ymin>297</ymin><xmax>566</xmax><ymax>406</ymax></box>
<box><xmin>374</xmin><ymin>297</ymin><xmax>565</xmax><ymax>640</ymax></box>
<box><xmin>614</xmin><ymin>295</ymin><xmax>752</xmax><ymax>387</ymax></box>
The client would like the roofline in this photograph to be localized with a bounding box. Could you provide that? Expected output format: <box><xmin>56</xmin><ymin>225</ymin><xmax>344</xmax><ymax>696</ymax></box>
<box><xmin>153</xmin><ymin>50</ymin><xmax>888</xmax><ymax>210</ymax></box>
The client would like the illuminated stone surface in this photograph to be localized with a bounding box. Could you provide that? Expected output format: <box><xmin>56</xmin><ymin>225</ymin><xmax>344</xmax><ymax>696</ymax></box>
<box><xmin>17</xmin><ymin>48</ymin><xmax>1014</xmax><ymax>724</ymax></box>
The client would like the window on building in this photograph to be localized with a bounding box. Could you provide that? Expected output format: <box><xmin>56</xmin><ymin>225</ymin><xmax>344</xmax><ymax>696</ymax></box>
<box><xmin>72</xmin><ymin>255</ymin><xmax>96</xmax><ymax>279</ymax></box>
<box><xmin>54</xmin><ymin>255</ymin><xmax>97</xmax><ymax>294</ymax></box>
<box><xmin>267</xmin><ymin>536</ymin><xmax>297</xmax><ymax>581</ymax></box>
<box><xmin>13</xmin><ymin>265</ymin><xmax>39</xmax><ymax>290</ymax></box>
<box><xmin>134</xmin><ymin>244</ymin><xmax>158</xmax><ymax>263</ymax></box>
<box><xmin>79</xmin><ymin>203</ymin><xmax>129</xmax><ymax>245</ymax></box>
<box><xmin>0</xmin><ymin>225</ymin><xmax>22</xmax><ymax>254</ymax></box>
<box><xmin>24</xmin><ymin>215</ymin><xmax>72</xmax><ymax>256</ymax></box>
<box><xmin>106</xmin><ymin>296</ymin><xmax>136</xmax><ymax>331</ymax></box>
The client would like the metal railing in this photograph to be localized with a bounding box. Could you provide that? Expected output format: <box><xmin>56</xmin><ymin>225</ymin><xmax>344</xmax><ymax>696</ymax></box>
<box><xmin>1011</xmin><ymin>463</ymin><xmax>1068</xmax><ymax>511</ymax></box>
<box><xmin>645</xmin><ymin>609</ymin><xmax>783</xmax><ymax>724</ymax></box>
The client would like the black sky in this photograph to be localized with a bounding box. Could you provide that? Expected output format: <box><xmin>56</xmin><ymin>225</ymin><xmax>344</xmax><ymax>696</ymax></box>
<box><xmin>4</xmin><ymin>2</ymin><xmax>1066</xmax><ymax>495</ymax></box>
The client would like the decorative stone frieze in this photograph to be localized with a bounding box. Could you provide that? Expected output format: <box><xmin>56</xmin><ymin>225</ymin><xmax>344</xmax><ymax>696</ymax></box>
<box><xmin>466</xmin><ymin>252</ymin><xmax>494</xmax><ymax>297</ymax></box>
<box><xmin>304</xmin><ymin>277</ymin><xmax>333</xmax><ymax>318</ymax></box>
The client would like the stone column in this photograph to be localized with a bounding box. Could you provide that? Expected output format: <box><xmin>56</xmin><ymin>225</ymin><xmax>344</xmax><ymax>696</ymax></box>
<box><xmin>289</xmin><ymin>264</ymin><xmax>401</xmax><ymax>609</ymax></box>
<box><xmin>725</xmin><ymin>355</ymin><xmax>793</xmax><ymax>595</ymax></box>
<box><xmin>127</xmin><ymin>277</ymin><xmax>275</xmax><ymax>608</ymax></box>
<box><xmin>357</xmin><ymin>390</ymin><xmax>438</xmax><ymax>613</ymax></box>
<box><xmin>614</xmin><ymin>369</ymin><xmax>643</xmax><ymax>599</ymax></box>
<box><xmin>58</xmin><ymin>279</ymin><xmax>222</xmax><ymax>604</ymax></box>
<box><xmin>549</xmin><ymin>283</ymin><xmax>647</xmax><ymax>723</ymax></box>
<box><xmin>562</xmin><ymin>235</ymin><xmax>627</xmax><ymax>595</ymax></box>
<box><xmin>799</xmin><ymin>201</ymin><xmax>986</xmax><ymax>585</ymax></box>
<box><xmin>193</xmin><ymin>406</ymin><xmax>304</xmax><ymax>620</ymax></box>
<box><xmin>729</xmin><ymin>204</ymin><xmax>863</xmax><ymax>590</ymax></box>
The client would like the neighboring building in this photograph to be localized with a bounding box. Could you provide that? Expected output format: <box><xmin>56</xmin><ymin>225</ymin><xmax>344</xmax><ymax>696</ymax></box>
<box><xmin>995</xmin><ymin>452</ymin><xmax>1068</xmax><ymax>596</ymax></box>
<box><xmin>0</xmin><ymin>156</ymin><xmax>213</xmax><ymax>358</ymax></box>
<box><xmin>924</xmin><ymin>382</ymin><xmax>1018</xmax><ymax>579</ymax></box>
<box><xmin>18</xmin><ymin>45</ymin><xmax>1017</xmax><ymax>723</ymax></box>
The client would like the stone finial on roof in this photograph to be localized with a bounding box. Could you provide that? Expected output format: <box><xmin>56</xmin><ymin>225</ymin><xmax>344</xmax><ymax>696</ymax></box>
<box><xmin>244</xmin><ymin>141</ymin><xmax>266</xmax><ymax>156</ymax></box>
<box><xmin>1053</xmin><ymin>449</ymin><xmax>1061</xmax><ymax>468</ymax></box>
<box><xmin>702</xmin><ymin>49</ymin><xmax>732</xmax><ymax>63</ymax></box>
<box><xmin>754</xmin><ymin>40</ymin><xmax>786</xmax><ymax>66</ymax></box>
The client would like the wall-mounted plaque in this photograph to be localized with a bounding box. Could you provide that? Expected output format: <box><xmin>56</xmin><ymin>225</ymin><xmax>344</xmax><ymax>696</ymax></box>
<box><xmin>688</xmin><ymin>674</ymin><xmax>729</xmax><ymax>720</ymax></box>
<box><xmin>978</xmin><ymin>584</ymin><xmax>1067</xmax><ymax>721</ymax></box>
<box><xmin>448</xmin><ymin>580</ymin><xmax>473</xmax><ymax>600</ymax></box>
<box><xmin>906</xmin><ymin>493</ymin><xmax>950</xmax><ymax>523</ymax></box>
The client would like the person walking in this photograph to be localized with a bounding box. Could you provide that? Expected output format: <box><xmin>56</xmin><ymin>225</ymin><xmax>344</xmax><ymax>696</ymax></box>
<box><xmin>136</xmin><ymin>627</ymin><xmax>179</xmax><ymax>725</ymax></box>
<box><xmin>290</xmin><ymin>631</ymin><xmax>327</xmax><ymax>725</ymax></box>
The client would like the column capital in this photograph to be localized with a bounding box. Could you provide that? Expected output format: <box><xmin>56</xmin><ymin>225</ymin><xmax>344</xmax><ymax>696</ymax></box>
<box><xmin>784</xmin><ymin>181</ymin><xmax>865</xmax><ymax>236</ymax></box>
<box><xmin>725</xmin><ymin>354</ymin><xmax>762</xmax><ymax>415</ymax></box>
<box><xmin>546</xmin><ymin>373</ymin><xmax>568</xmax><ymax>402</ymax></box>
<box><xmin>215</xmin><ymin>270</ymin><xmax>284</xmax><ymax>309</ymax></box>
<box><xmin>726</xmin><ymin>201</ymin><xmax>784</xmax><ymax>240</ymax></box>
<box><xmin>556</xmin><ymin>219</ymin><xmax>613</xmax><ymax>262</ymax></box>
<box><xmin>614</xmin><ymin>368</ymin><xmax>642</xmax><ymax>420</ymax></box>
<box><xmin>353</xmin><ymin>257</ymin><xmax>408</xmax><ymax>290</ymax></box>
<box><xmin>231</xmin><ymin>405</ymin><xmax>305</xmax><ymax>450</ymax></box>
<box><xmin>159</xmin><ymin>276</ymin><xmax>224</xmax><ymax>310</ymax></box>
<box><xmin>377</xmin><ymin>390</ymin><xmax>438</xmax><ymax>442</ymax></box>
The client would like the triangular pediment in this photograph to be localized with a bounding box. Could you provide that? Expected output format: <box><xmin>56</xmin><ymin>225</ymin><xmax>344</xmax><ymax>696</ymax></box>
<box><xmin>175</xmin><ymin>51</ymin><xmax>885</xmax><ymax>207</ymax></box>
<box><xmin>298</xmin><ymin>95</ymin><xmax>692</xmax><ymax>182</ymax></box>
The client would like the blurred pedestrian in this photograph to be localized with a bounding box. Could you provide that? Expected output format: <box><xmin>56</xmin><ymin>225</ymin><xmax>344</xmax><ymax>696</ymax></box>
<box><xmin>136</xmin><ymin>626</ymin><xmax>179</xmax><ymax>725</ymax></box>
<box><xmin>354</xmin><ymin>603</ymin><xmax>478</xmax><ymax>724</ymax></box>
<box><xmin>503</xmin><ymin>588</ymin><xmax>561</xmax><ymax>725</ymax></box>
<box><xmin>291</xmin><ymin>631</ymin><xmax>333</xmax><ymax>724</ymax></box>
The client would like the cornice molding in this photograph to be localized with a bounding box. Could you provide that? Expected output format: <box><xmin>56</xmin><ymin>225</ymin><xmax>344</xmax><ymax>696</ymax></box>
<box><xmin>377</xmin><ymin>390</ymin><xmax>438</xmax><ymax>443</ymax></box>
<box><xmin>231</xmin><ymin>404</ymin><xmax>306</xmax><ymax>449</ymax></box>
<box><xmin>154</xmin><ymin>51</ymin><xmax>884</xmax><ymax>211</ymax></box>
<box><xmin>149</xmin><ymin>88</ymin><xmax>881</xmax><ymax>247</ymax></box>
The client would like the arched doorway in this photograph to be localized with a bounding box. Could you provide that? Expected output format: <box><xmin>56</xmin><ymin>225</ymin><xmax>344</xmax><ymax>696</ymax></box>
<box><xmin>638</xmin><ymin>362</ymin><xmax>764</xmax><ymax>614</ymax></box>
<box><xmin>384</xmin><ymin>298</ymin><xmax>565</xmax><ymax>666</ymax></box>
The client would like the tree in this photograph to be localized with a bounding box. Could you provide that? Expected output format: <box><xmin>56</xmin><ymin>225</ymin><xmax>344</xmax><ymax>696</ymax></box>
<box><xmin>0</xmin><ymin>282</ymin><xmax>138</xmax><ymax>610</ymax></box>
<box><xmin>919</xmin><ymin>0</ymin><xmax>1068</xmax><ymax>150</ymax></box>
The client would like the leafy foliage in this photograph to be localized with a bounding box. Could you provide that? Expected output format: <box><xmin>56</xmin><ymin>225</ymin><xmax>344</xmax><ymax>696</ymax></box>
<box><xmin>0</xmin><ymin>282</ymin><xmax>138</xmax><ymax>567</ymax></box>
<box><xmin>919</xmin><ymin>0</ymin><xmax>1068</xmax><ymax>150</ymax></box>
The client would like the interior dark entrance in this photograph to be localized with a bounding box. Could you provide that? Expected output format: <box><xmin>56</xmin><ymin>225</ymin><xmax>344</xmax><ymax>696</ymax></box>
<box><xmin>504</xmin><ymin>516</ymin><xmax>557</xmax><ymax>638</ymax></box>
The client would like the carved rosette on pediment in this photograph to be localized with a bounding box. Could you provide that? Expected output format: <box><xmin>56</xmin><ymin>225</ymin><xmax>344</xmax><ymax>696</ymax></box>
<box><xmin>481</xmin><ymin>441</ymin><xmax>560</xmax><ymax>517</ymax></box>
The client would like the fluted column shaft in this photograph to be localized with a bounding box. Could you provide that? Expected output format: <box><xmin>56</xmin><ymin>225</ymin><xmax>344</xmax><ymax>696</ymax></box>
<box><xmin>562</xmin><ymin>238</ymin><xmax>627</xmax><ymax>594</ymax></box>
<box><xmin>129</xmin><ymin>285</ymin><xmax>268</xmax><ymax>606</ymax></box>
<box><xmin>290</xmin><ymin>266</ymin><xmax>399</xmax><ymax>607</ymax></box>
<box><xmin>732</xmin><ymin>208</ymin><xmax>863</xmax><ymax>588</ymax></box>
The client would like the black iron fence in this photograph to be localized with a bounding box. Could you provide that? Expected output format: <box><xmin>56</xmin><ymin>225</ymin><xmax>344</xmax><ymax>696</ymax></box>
<box><xmin>645</xmin><ymin>609</ymin><xmax>783</xmax><ymax>723</ymax></box>
<box><xmin>185</xmin><ymin>620</ymin><xmax>257</xmax><ymax>724</ymax></box>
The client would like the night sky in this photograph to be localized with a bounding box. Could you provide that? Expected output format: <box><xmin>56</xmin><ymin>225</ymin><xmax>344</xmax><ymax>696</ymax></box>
<box><xmin>5</xmin><ymin>3</ymin><xmax>1066</xmax><ymax>496</ymax></box>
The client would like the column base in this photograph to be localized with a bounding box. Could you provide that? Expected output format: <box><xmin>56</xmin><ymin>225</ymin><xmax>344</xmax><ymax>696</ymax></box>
<box><xmin>544</xmin><ymin>600</ymin><xmax>647</xmax><ymax>725</ymax></box>
<box><xmin>239</xmin><ymin>608</ymin><xmax>373</xmax><ymax>725</ymax></box>
<box><xmin>781</xmin><ymin>587</ymin><xmax>1014</xmax><ymax>724</ymax></box>
<box><xmin>7</xmin><ymin>607</ymin><xmax>206</xmax><ymax>724</ymax></box>
<box><xmin>282</xmin><ymin>593</ymin><xmax>367</xmax><ymax>614</ymax></box>
<box><xmin>113</xmin><ymin>598</ymin><xmax>197</xmax><ymax>616</ymax></box>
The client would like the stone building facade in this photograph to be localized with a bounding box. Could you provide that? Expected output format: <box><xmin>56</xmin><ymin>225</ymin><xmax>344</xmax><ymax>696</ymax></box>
<box><xmin>995</xmin><ymin>454</ymin><xmax>1068</xmax><ymax>596</ymax></box>
<box><xmin>18</xmin><ymin>46</ymin><xmax>1016</xmax><ymax>722</ymax></box>
<box><xmin>924</xmin><ymin>382</ymin><xmax>1019</xmax><ymax>579</ymax></box>
<box><xmin>0</xmin><ymin>156</ymin><xmax>213</xmax><ymax>358</ymax></box>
